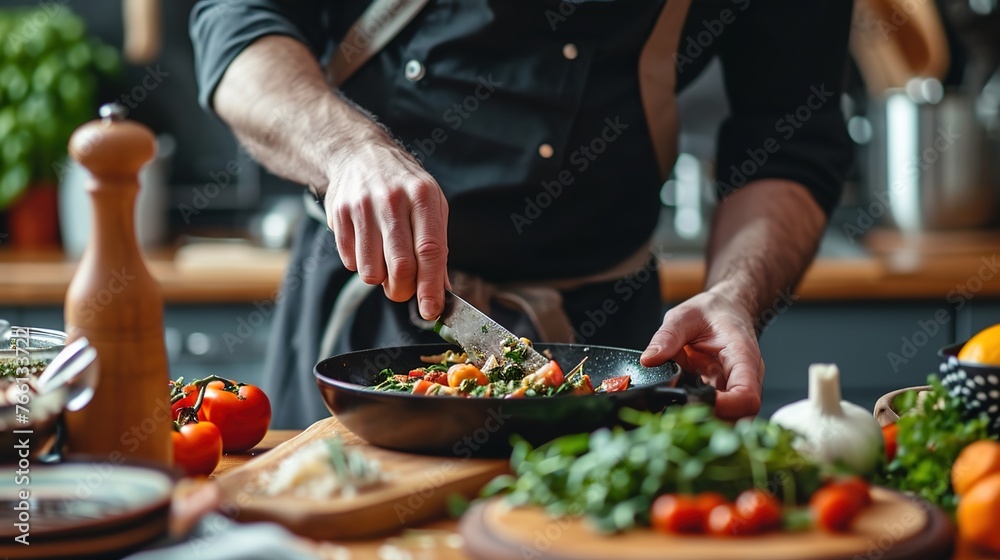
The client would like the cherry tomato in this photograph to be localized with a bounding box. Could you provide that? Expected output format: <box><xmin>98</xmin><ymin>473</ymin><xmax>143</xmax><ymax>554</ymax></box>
<box><xmin>651</xmin><ymin>494</ymin><xmax>704</xmax><ymax>534</ymax></box>
<box><xmin>810</xmin><ymin>485</ymin><xmax>863</xmax><ymax>532</ymax></box>
<box><xmin>707</xmin><ymin>504</ymin><xmax>745</xmax><ymax>536</ymax></box>
<box><xmin>423</xmin><ymin>370</ymin><xmax>448</xmax><ymax>385</ymax></box>
<box><xmin>172</xmin><ymin>420</ymin><xmax>223</xmax><ymax>477</ymax></box>
<box><xmin>600</xmin><ymin>375</ymin><xmax>631</xmax><ymax>393</ymax></box>
<box><xmin>412</xmin><ymin>379</ymin><xmax>441</xmax><ymax>395</ymax></box>
<box><xmin>534</xmin><ymin>361</ymin><xmax>564</xmax><ymax>387</ymax></box>
<box><xmin>835</xmin><ymin>476</ymin><xmax>872</xmax><ymax>507</ymax></box>
<box><xmin>198</xmin><ymin>379</ymin><xmax>272</xmax><ymax>453</ymax></box>
<box><xmin>882</xmin><ymin>423</ymin><xmax>898</xmax><ymax>462</ymax></box>
<box><xmin>447</xmin><ymin>364</ymin><xmax>488</xmax><ymax>388</ymax></box>
<box><xmin>694</xmin><ymin>492</ymin><xmax>728</xmax><ymax>520</ymax></box>
<box><xmin>734</xmin><ymin>489</ymin><xmax>782</xmax><ymax>533</ymax></box>
<box><xmin>407</xmin><ymin>369</ymin><xmax>426</xmax><ymax>379</ymax></box>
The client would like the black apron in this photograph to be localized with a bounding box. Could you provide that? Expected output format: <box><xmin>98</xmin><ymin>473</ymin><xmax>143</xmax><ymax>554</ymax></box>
<box><xmin>263</xmin><ymin>0</ymin><xmax>691</xmax><ymax>428</ymax></box>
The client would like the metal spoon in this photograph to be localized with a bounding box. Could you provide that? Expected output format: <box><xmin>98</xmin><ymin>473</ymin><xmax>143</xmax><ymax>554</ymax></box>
<box><xmin>37</xmin><ymin>337</ymin><xmax>99</xmax><ymax>412</ymax></box>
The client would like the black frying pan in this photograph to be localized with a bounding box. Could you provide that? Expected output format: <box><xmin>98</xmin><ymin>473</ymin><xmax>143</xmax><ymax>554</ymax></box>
<box><xmin>314</xmin><ymin>343</ymin><xmax>715</xmax><ymax>457</ymax></box>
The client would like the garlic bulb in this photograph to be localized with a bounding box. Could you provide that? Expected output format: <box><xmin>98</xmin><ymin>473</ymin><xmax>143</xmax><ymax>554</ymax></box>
<box><xmin>770</xmin><ymin>364</ymin><xmax>884</xmax><ymax>476</ymax></box>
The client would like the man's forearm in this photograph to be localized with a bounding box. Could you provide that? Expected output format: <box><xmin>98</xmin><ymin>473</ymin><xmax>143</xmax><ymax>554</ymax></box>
<box><xmin>213</xmin><ymin>35</ymin><xmax>388</xmax><ymax>194</ymax></box>
<box><xmin>705</xmin><ymin>180</ymin><xmax>827</xmax><ymax>333</ymax></box>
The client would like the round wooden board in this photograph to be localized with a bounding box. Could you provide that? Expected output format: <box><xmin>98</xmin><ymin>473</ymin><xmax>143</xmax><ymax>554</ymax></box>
<box><xmin>460</xmin><ymin>488</ymin><xmax>954</xmax><ymax>560</ymax></box>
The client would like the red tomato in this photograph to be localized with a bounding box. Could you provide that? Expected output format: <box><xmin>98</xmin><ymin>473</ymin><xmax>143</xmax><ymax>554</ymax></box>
<box><xmin>651</xmin><ymin>494</ymin><xmax>704</xmax><ymax>534</ymax></box>
<box><xmin>835</xmin><ymin>477</ymin><xmax>872</xmax><ymax>507</ymax></box>
<box><xmin>600</xmin><ymin>375</ymin><xmax>631</xmax><ymax>393</ymax></box>
<box><xmin>407</xmin><ymin>369</ymin><xmax>426</xmax><ymax>379</ymax></box>
<box><xmin>172</xmin><ymin>420</ymin><xmax>223</xmax><ymax>477</ymax></box>
<box><xmin>694</xmin><ymin>492</ymin><xmax>728</xmax><ymax>520</ymax></box>
<box><xmin>198</xmin><ymin>379</ymin><xmax>272</xmax><ymax>453</ymax></box>
<box><xmin>810</xmin><ymin>485</ymin><xmax>863</xmax><ymax>532</ymax></box>
<box><xmin>707</xmin><ymin>504</ymin><xmax>745</xmax><ymax>536</ymax></box>
<box><xmin>412</xmin><ymin>379</ymin><xmax>441</xmax><ymax>395</ymax></box>
<box><xmin>535</xmin><ymin>361</ymin><xmax>564</xmax><ymax>387</ymax></box>
<box><xmin>424</xmin><ymin>370</ymin><xmax>448</xmax><ymax>385</ymax></box>
<box><xmin>447</xmin><ymin>364</ymin><xmax>488</xmax><ymax>388</ymax></box>
<box><xmin>734</xmin><ymin>489</ymin><xmax>782</xmax><ymax>533</ymax></box>
<box><xmin>882</xmin><ymin>423</ymin><xmax>898</xmax><ymax>462</ymax></box>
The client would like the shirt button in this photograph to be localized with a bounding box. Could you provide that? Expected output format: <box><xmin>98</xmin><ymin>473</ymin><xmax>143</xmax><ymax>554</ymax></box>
<box><xmin>404</xmin><ymin>60</ymin><xmax>425</xmax><ymax>81</ymax></box>
<box><xmin>538</xmin><ymin>144</ymin><xmax>554</xmax><ymax>159</ymax></box>
<box><xmin>562</xmin><ymin>43</ymin><xmax>578</xmax><ymax>60</ymax></box>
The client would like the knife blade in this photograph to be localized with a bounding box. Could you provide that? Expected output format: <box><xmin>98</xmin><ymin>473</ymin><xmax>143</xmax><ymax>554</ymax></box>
<box><xmin>433</xmin><ymin>290</ymin><xmax>550</xmax><ymax>372</ymax></box>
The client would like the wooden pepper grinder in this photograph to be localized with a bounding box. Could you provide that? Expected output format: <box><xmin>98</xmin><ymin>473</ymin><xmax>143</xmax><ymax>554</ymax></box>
<box><xmin>64</xmin><ymin>103</ymin><xmax>171</xmax><ymax>466</ymax></box>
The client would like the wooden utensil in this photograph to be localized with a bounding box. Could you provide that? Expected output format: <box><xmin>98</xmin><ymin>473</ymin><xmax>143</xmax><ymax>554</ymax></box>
<box><xmin>64</xmin><ymin>103</ymin><xmax>172</xmax><ymax>465</ymax></box>
<box><xmin>213</xmin><ymin>416</ymin><xmax>509</xmax><ymax>540</ymax></box>
<box><xmin>461</xmin><ymin>489</ymin><xmax>955</xmax><ymax>560</ymax></box>
<box><xmin>851</xmin><ymin>0</ymin><xmax>950</xmax><ymax>95</ymax></box>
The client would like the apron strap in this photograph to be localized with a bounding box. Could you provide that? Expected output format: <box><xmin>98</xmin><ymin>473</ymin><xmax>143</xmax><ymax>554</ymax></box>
<box><xmin>326</xmin><ymin>0</ymin><xmax>432</xmax><ymax>87</ymax></box>
<box><xmin>640</xmin><ymin>0</ymin><xmax>692</xmax><ymax>181</ymax></box>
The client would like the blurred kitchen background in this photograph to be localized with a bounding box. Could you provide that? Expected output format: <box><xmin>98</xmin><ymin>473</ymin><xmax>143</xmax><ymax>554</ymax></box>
<box><xmin>0</xmin><ymin>0</ymin><xmax>999</xmax><ymax>416</ymax></box>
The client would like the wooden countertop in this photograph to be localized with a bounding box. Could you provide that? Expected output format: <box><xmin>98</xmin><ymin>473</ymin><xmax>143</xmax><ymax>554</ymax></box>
<box><xmin>0</xmin><ymin>243</ymin><xmax>288</xmax><ymax>305</ymax></box>
<box><xmin>3</xmin><ymin>230</ymin><xmax>1000</xmax><ymax>305</ymax></box>
<box><xmin>661</xmin><ymin>229</ymin><xmax>1000</xmax><ymax>302</ymax></box>
<box><xmin>201</xmin><ymin>429</ymin><xmax>994</xmax><ymax>560</ymax></box>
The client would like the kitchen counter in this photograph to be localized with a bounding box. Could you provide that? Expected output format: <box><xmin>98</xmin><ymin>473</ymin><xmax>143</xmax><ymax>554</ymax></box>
<box><xmin>661</xmin><ymin>229</ymin><xmax>1000</xmax><ymax>302</ymax></box>
<box><xmin>0</xmin><ymin>244</ymin><xmax>289</xmax><ymax>305</ymax></box>
<box><xmin>198</xmin><ymin>429</ymin><xmax>995</xmax><ymax>560</ymax></box>
<box><xmin>1</xmin><ymin>230</ymin><xmax>998</xmax><ymax>305</ymax></box>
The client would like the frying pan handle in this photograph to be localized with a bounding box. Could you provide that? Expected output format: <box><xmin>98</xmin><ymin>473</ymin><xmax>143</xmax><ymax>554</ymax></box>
<box><xmin>653</xmin><ymin>368</ymin><xmax>716</xmax><ymax>406</ymax></box>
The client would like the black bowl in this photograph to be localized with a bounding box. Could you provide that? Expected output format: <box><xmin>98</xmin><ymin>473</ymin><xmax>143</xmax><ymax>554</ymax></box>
<box><xmin>314</xmin><ymin>343</ymin><xmax>714</xmax><ymax>457</ymax></box>
<box><xmin>938</xmin><ymin>342</ymin><xmax>1000</xmax><ymax>432</ymax></box>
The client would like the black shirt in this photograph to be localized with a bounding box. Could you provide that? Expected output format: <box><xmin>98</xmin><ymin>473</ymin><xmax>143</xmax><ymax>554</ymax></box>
<box><xmin>190</xmin><ymin>0</ymin><xmax>853</xmax><ymax>283</ymax></box>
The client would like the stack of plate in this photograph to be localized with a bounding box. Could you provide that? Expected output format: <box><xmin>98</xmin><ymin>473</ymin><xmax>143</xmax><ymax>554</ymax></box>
<box><xmin>0</xmin><ymin>460</ymin><xmax>174</xmax><ymax>558</ymax></box>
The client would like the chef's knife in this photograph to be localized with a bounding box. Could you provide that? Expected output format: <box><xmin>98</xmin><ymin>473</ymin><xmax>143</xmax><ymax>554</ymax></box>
<box><xmin>433</xmin><ymin>290</ymin><xmax>550</xmax><ymax>372</ymax></box>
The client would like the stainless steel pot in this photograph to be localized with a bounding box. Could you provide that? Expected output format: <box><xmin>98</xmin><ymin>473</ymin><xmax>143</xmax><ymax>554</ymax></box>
<box><xmin>866</xmin><ymin>80</ymin><xmax>998</xmax><ymax>231</ymax></box>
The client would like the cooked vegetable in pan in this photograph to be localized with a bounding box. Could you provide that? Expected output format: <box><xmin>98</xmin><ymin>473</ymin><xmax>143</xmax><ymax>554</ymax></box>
<box><xmin>372</xmin><ymin>337</ymin><xmax>631</xmax><ymax>398</ymax></box>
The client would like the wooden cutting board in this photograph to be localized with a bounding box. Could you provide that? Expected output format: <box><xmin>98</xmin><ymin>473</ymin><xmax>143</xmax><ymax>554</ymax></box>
<box><xmin>460</xmin><ymin>488</ymin><xmax>955</xmax><ymax>560</ymax></box>
<box><xmin>214</xmin><ymin>416</ymin><xmax>509</xmax><ymax>540</ymax></box>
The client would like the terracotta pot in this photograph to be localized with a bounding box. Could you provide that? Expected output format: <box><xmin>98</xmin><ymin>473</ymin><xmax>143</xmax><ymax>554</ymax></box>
<box><xmin>8</xmin><ymin>183</ymin><xmax>60</xmax><ymax>248</ymax></box>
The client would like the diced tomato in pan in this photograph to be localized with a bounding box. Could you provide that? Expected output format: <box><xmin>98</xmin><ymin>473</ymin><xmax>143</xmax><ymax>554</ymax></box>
<box><xmin>600</xmin><ymin>375</ymin><xmax>631</xmax><ymax>393</ymax></box>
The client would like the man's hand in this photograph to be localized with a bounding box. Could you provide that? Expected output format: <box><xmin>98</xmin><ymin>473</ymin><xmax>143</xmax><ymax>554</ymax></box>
<box><xmin>640</xmin><ymin>284</ymin><xmax>764</xmax><ymax>420</ymax></box>
<box><xmin>324</xmin><ymin>138</ymin><xmax>449</xmax><ymax>320</ymax></box>
<box><xmin>638</xmin><ymin>179</ymin><xmax>827</xmax><ymax>421</ymax></box>
<box><xmin>212</xmin><ymin>36</ymin><xmax>450</xmax><ymax>319</ymax></box>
